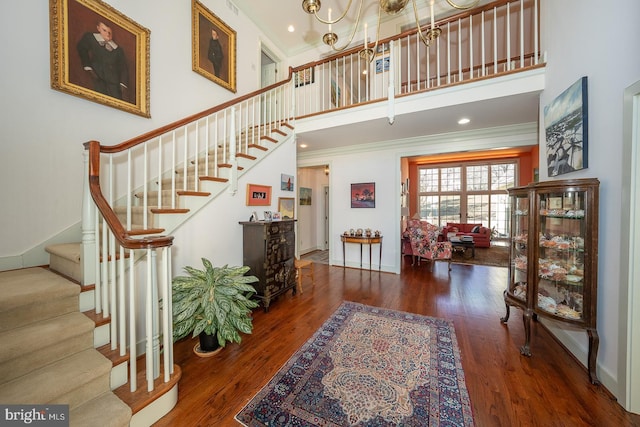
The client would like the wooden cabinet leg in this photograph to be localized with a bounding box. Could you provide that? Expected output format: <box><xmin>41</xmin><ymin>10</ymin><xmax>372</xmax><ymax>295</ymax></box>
<box><xmin>587</xmin><ymin>328</ymin><xmax>600</xmax><ymax>385</ymax></box>
<box><xmin>520</xmin><ymin>309</ymin><xmax>532</xmax><ymax>357</ymax></box>
<box><xmin>500</xmin><ymin>303</ymin><xmax>511</xmax><ymax>323</ymax></box>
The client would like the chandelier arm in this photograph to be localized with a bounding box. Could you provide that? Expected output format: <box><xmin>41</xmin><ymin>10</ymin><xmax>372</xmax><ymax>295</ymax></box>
<box><xmin>312</xmin><ymin>0</ymin><xmax>355</xmax><ymax>25</ymax></box>
<box><xmin>328</xmin><ymin>0</ymin><xmax>366</xmax><ymax>52</ymax></box>
<box><xmin>413</xmin><ymin>0</ymin><xmax>431</xmax><ymax>46</ymax></box>
<box><xmin>445</xmin><ymin>0</ymin><xmax>481</xmax><ymax>10</ymax></box>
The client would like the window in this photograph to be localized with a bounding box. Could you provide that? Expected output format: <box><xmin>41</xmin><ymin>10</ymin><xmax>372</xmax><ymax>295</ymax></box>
<box><xmin>417</xmin><ymin>161</ymin><xmax>516</xmax><ymax>237</ymax></box>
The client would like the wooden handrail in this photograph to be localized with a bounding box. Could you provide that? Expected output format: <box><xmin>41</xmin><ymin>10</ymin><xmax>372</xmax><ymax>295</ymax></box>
<box><xmin>84</xmin><ymin>140</ymin><xmax>173</xmax><ymax>250</ymax></box>
<box><xmin>97</xmin><ymin>67</ymin><xmax>294</xmax><ymax>154</ymax></box>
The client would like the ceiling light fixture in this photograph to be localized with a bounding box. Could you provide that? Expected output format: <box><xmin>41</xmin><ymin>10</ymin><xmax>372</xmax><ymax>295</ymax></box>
<box><xmin>288</xmin><ymin>24</ymin><xmax>295</xmax><ymax>32</ymax></box>
<box><xmin>302</xmin><ymin>0</ymin><xmax>480</xmax><ymax>61</ymax></box>
<box><xmin>458</xmin><ymin>117</ymin><xmax>470</xmax><ymax>124</ymax></box>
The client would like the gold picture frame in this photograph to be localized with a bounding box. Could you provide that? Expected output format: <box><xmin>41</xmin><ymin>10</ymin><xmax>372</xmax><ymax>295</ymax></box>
<box><xmin>192</xmin><ymin>0</ymin><xmax>236</xmax><ymax>93</ymax></box>
<box><xmin>278</xmin><ymin>197</ymin><xmax>295</xmax><ymax>219</ymax></box>
<box><xmin>49</xmin><ymin>0</ymin><xmax>150</xmax><ymax>117</ymax></box>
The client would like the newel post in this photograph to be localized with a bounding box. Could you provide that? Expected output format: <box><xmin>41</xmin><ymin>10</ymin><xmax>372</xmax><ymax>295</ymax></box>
<box><xmin>81</xmin><ymin>148</ymin><xmax>97</xmax><ymax>286</ymax></box>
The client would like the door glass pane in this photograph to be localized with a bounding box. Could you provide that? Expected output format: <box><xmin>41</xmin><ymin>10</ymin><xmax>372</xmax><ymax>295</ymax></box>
<box><xmin>467</xmin><ymin>194</ymin><xmax>489</xmax><ymax>224</ymax></box>
<box><xmin>440</xmin><ymin>195</ymin><xmax>460</xmax><ymax>225</ymax></box>
<box><xmin>467</xmin><ymin>165</ymin><xmax>489</xmax><ymax>191</ymax></box>
<box><xmin>419</xmin><ymin>195</ymin><xmax>439</xmax><ymax>223</ymax></box>
<box><xmin>490</xmin><ymin>193</ymin><xmax>510</xmax><ymax>238</ymax></box>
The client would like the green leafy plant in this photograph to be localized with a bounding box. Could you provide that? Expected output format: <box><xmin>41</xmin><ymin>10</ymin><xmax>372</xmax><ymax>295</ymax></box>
<box><xmin>172</xmin><ymin>258</ymin><xmax>259</xmax><ymax>347</ymax></box>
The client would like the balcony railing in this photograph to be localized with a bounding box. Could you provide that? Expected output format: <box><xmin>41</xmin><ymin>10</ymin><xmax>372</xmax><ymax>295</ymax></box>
<box><xmin>292</xmin><ymin>0</ymin><xmax>540</xmax><ymax>119</ymax></box>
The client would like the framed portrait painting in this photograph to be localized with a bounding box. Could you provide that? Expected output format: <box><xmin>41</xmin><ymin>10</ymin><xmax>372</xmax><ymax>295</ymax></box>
<box><xmin>544</xmin><ymin>76</ymin><xmax>588</xmax><ymax>177</ymax></box>
<box><xmin>246</xmin><ymin>184</ymin><xmax>271</xmax><ymax>206</ymax></box>
<box><xmin>192</xmin><ymin>0</ymin><xmax>236</xmax><ymax>93</ymax></box>
<box><xmin>49</xmin><ymin>0</ymin><xmax>150</xmax><ymax>117</ymax></box>
<box><xmin>351</xmin><ymin>182</ymin><xmax>375</xmax><ymax>208</ymax></box>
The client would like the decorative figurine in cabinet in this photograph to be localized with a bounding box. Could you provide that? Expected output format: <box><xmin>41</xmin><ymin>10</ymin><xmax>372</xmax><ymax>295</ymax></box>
<box><xmin>501</xmin><ymin>178</ymin><xmax>600</xmax><ymax>384</ymax></box>
<box><xmin>239</xmin><ymin>219</ymin><xmax>297</xmax><ymax>311</ymax></box>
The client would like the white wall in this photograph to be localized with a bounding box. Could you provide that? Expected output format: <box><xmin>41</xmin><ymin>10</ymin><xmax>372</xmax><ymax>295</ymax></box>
<box><xmin>539</xmin><ymin>0</ymin><xmax>640</xmax><ymax>398</ymax></box>
<box><xmin>170</xmin><ymin>137</ymin><xmax>297</xmax><ymax>272</ymax></box>
<box><xmin>0</xmin><ymin>1</ymin><xmax>285</xmax><ymax>262</ymax></box>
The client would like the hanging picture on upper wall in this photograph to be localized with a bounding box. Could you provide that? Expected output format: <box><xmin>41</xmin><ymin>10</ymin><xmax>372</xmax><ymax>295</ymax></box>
<box><xmin>544</xmin><ymin>76</ymin><xmax>588</xmax><ymax>177</ymax></box>
<box><xmin>351</xmin><ymin>182</ymin><xmax>375</xmax><ymax>208</ymax></box>
<box><xmin>192</xmin><ymin>0</ymin><xmax>236</xmax><ymax>93</ymax></box>
<box><xmin>300</xmin><ymin>187</ymin><xmax>312</xmax><ymax>206</ymax></box>
<box><xmin>49</xmin><ymin>0</ymin><xmax>150</xmax><ymax>117</ymax></box>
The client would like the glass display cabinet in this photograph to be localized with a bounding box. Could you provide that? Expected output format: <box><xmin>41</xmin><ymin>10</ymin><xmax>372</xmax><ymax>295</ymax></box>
<box><xmin>501</xmin><ymin>178</ymin><xmax>600</xmax><ymax>384</ymax></box>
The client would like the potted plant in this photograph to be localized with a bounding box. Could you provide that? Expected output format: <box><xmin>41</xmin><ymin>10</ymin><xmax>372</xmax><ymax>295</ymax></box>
<box><xmin>172</xmin><ymin>258</ymin><xmax>259</xmax><ymax>355</ymax></box>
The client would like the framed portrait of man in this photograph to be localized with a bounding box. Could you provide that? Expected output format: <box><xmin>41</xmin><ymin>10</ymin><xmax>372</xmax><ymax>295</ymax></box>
<box><xmin>49</xmin><ymin>0</ymin><xmax>150</xmax><ymax>117</ymax></box>
<box><xmin>192</xmin><ymin>0</ymin><xmax>237</xmax><ymax>93</ymax></box>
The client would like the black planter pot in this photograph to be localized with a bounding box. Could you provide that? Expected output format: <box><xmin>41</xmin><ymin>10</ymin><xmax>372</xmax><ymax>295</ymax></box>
<box><xmin>198</xmin><ymin>331</ymin><xmax>221</xmax><ymax>352</ymax></box>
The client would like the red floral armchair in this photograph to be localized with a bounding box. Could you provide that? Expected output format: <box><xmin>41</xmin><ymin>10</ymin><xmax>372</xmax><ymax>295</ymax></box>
<box><xmin>406</xmin><ymin>219</ymin><xmax>452</xmax><ymax>271</ymax></box>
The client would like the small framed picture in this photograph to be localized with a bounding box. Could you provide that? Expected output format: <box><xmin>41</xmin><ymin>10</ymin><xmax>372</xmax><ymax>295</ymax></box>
<box><xmin>281</xmin><ymin>174</ymin><xmax>294</xmax><ymax>191</ymax></box>
<box><xmin>351</xmin><ymin>182</ymin><xmax>376</xmax><ymax>208</ymax></box>
<box><xmin>278</xmin><ymin>197</ymin><xmax>295</xmax><ymax>219</ymax></box>
<box><xmin>272</xmin><ymin>212</ymin><xmax>282</xmax><ymax>221</ymax></box>
<box><xmin>246</xmin><ymin>183</ymin><xmax>271</xmax><ymax>206</ymax></box>
<box><xmin>263</xmin><ymin>211</ymin><xmax>273</xmax><ymax>222</ymax></box>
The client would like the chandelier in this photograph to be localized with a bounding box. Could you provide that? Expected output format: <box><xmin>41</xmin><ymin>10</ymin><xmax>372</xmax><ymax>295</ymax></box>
<box><xmin>302</xmin><ymin>0</ymin><xmax>480</xmax><ymax>61</ymax></box>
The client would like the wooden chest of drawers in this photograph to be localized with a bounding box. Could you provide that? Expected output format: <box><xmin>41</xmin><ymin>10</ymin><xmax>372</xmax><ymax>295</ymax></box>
<box><xmin>239</xmin><ymin>219</ymin><xmax>296</xmax><ymax>311</ymax></box>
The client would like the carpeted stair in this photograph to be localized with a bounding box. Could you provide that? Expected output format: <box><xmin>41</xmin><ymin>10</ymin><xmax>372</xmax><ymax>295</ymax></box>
<box><xmin>0</xmin><ymin>267</ymin><xmax>131</xmax><ymax>427</ymax></box>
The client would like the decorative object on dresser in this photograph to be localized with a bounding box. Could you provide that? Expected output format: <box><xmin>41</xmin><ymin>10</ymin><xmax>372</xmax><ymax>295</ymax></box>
<box><xmin>239</xmin><ymin>219</ymin><xmax>297</xmax><ymax>311</ymax></box>
<box><xmin>171</xmin><ymin>258</ymin><xmax>259</xmax><ymax>357</ymax></box>
<box><xmin>501</xmin><ymin>178</ymin><xmax>600</xmax><ymax>384</ymax></box>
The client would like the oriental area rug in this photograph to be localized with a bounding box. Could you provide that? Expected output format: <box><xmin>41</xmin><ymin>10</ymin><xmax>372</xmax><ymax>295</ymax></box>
<box><xmin>235</xmin><ymin>301</ymin><xmax>475</xmax><ymax>426</ymax></box>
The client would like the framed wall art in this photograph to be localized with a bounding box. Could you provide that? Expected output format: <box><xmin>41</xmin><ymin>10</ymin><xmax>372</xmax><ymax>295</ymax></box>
<box><xmin>281</xmin><ymin>174</ymin><xmax>294</xmax><ymax>191</ymax></box>
<box><xmin>192</xmin><ymin>0</ymin><xmax>236</xmax><ymax>92</ymax></box>
<box><xmin>299</xmin><ymin>187</ymin><xmax>312</xmax><ymax>206</ymax></box>
<box><xmin>246</xmin><ymin>184</ymin><xmax>271</xmax><ymax>206</ymax></box>
<box><xmin>351</xmin><ymin>182</ymin><xmax>375</xmax><ymax>208</ymax></box>
<box><xmin>294</xmin><ymin>68</ymin><xmax>314</xmax><ymax>87</ymax></box>
<box><xmin>49</xmin><ymin>0</ymin><xmax>150</xmax><ymax>117</ymax></box>
<box><xmin>278</xmin><ymin>197</ymin><xmax>295</xmax><ymax>219</ymax></box>
<box><xmin>544</xmin><ymin>76</ymin><xmax>588</xmax><ymax>177</ymax></box>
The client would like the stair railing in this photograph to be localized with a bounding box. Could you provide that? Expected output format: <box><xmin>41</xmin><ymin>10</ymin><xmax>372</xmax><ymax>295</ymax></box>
<box><xmin>80</xmin><ymin>0</ymin><xmax>541</xmax><ymax>394</ymax></box>
<box><xmin>291</xmin><ymin>0</ymin><xmax>540</xmax><ymax>119</ymax></box>
<box><xmin>82</xmin><ymin>73</ymin><xmax>295</xmax><ymax>393</ymax></box>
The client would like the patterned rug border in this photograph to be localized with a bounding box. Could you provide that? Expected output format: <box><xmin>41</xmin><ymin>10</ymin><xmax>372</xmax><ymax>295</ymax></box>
<box><xmin>235</xmin><ymin>301</ymin><xmax>475</xmax><ymax>426</ymax></box>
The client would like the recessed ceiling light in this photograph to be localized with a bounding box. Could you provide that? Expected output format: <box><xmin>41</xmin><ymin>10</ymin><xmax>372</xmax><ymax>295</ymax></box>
<box><xmin>287</xmin><ymin>25</ymin><xmax>295</xmax><ymax>33</ymax></box>
<box><xmin>458</xmin><ymin>118</ymin><xmax>470</xmax><ymax>125</ymax></box>
<box><xmin>299</xmin><ymin>143</ymin><xmax>308</xmax><ymax>148</ymax></box>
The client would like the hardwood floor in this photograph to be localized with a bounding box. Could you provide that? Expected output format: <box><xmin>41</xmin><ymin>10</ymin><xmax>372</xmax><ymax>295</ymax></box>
<box><xmin>154</xmin><ymin>258</ymin><xmax>640</xmax><ymax>426</ymax></box>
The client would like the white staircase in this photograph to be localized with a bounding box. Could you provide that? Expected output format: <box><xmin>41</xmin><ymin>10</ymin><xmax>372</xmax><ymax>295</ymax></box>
<box><xmin>40</xmin><ymin>120</ymin><xmax>295</xmax><ymax>425</ymax></box>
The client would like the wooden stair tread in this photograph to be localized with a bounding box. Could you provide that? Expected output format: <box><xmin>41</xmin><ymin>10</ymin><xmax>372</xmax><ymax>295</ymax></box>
<box><xmin>83</xmin><ymin>309</ymin><xmax>110</xmax><ymax>327</ymax></box>
<box><xmin>114</xmin><ymin>363</ymin><xmax>182</xmax><ymax>415</ymax></box>
<box><xmin>96</xmin><ymin>343</ymin><xmax>129</xmax><ymax>367</ymax></box>
<box><xmin>150</xmin><ymin>208</ymin><xmax>190</xmax><ymax>214</ymax></box>
<box><xmin>248</xmin><ymin>143</ymin><xmax>269</xmax><ymax>151</ymax></box>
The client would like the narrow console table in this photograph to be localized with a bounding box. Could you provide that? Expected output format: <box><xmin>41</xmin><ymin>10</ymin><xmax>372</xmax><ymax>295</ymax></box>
<box><xmin>341</xmin><ymin>235</ymin><xmax>383</xmax><ymax>271</ymax></box>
